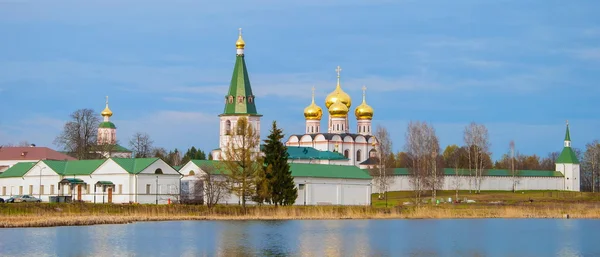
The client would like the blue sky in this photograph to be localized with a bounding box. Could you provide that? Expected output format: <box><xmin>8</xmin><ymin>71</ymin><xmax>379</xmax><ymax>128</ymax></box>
<box><xmin>1</xmin><ymin>0</ymin><xmax>599</xmax><ymax>159</ymax></box>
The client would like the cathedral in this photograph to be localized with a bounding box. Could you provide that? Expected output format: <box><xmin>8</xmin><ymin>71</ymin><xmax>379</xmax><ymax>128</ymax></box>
<box><xmin>94</xmin><ymin>97</ymin><xmax>132</xmax><ymax>158</ymax></box>
<box><xmin>285</xmin><ymin>67</ymin><xmax>378</xmax><ymax>167</ymax></box>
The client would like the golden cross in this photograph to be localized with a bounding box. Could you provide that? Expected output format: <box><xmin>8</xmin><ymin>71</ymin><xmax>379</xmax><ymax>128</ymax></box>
<box><xmin>566</xmin><ymin>120</ymin><xmax>569</xmax><ymax>125</ymax></box>
<box><xmin>335</xmin><ymin>66</ymin><xmax>342</xmax><ymax>78</ymax></box>
<box><xmin>105</xmin><ymin>96</ymin><xmax>109</xmax><ymax>105</ymax></box>
<box><xmin>311</xmin><ymin>86</ymin><xmax>315</xmax><ymax>99</ymax></box>
<box><xmin>238</xmin><ymin>28</ymin><xmax>242</xmax><ymax>36</ymax></box>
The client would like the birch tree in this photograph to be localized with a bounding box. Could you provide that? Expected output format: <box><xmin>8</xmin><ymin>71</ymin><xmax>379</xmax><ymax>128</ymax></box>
<box><xmin>509</xmin><ymin>140</ymin><xmax>521</xmax><ymax>192</ymax></box>
<box><xmin>369</xmin><ymin>126</ymin><xmax>394</xmax><ymax>204</ymax></box>
<box><xmin>129</xmin><ymin>132</ymin><xmax>154</xmax><ymax>158</ymax></box>
<box><xmin>220</xmin><ymin>117</ymin><xmax>262</xmax><ymax>211</ymax></box>
<box><xmin>583</xmin><ymin>140</ymin><xmax>600</xmax><ymax>192</ymax></box>
<box><xmin>463</xmin><ymin>122</ymin><xmax>491</xmax><ymax>193</ymax></box>
<box><xmin>405</xmin><ymin>121</ymin><xmax>439</xmax><ymax>205</ymax></box>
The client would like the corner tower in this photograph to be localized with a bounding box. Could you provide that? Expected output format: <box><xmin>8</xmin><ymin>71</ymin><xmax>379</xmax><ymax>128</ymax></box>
<box><xmin>555</xmin><ymin>121</ymin><xmax>580</xmax><ymax>191</ymax></box>
<box><xmin>304</xmin><ymin>86</ymin><xmax>323</xmax><ymax>134</ymax></box>
<box><xmin>355</xmin><ymin>86</ymin><xmax>374</xmax><ymax>135</ymax></box>
<box><xmin>212</xmin><ymin>29</ymin><xmax>262</xmax><ymax>160</ymax></box>
<box><xmin>98</xmin><ymin>96</ymin><xmax>116</xmax><ymax>145</ymax></box>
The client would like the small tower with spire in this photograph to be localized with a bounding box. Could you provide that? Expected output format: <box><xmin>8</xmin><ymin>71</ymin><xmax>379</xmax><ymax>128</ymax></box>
<box><xmin>355</xmin><ymin>86</ymin><xmax>374</xmax><ymax>135</ymax></box>
<box><xmin>555</xmin><ymin>120</ymin><xmax>581</xmax><ymax>191</ymax></box>
<box><xmin>304</xmin><ymin>87</ymin><xmax>323</xmax><ymax>134</ymax></box>
<box><xmin>98</xmin><ymin>96</ymin><xmax>117</xmax><ymax>145</ymax></box>
<box><xmin>212</xmin><ymin>28</ymin><xmax>262</xmax><ymax>161</ymax></box>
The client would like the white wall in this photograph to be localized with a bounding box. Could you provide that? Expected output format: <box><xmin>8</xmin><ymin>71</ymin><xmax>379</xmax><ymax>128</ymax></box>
<box><xmin>385</xmin><ymin>175</ymin><xmax>565</xmax><ymax>192</ymax></box>
<box><xmin>294</xmin><ymin>177</ymin><xmax>371</xmax><ymax>206</ymax></box>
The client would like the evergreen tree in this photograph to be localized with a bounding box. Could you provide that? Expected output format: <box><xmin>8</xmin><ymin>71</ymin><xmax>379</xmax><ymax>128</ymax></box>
<box><xmin>182</xmin><ymin>146</ymin><xmax>207</xmax><ymax>163</ymax></box>
<box><xmin>263</xmin><ymin>121</ymin><xmax>297</xmax><ymax>206</ymax></box>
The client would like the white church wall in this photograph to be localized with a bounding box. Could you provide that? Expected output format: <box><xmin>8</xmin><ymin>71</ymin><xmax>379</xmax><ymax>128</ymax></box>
<box><xmin>293</xmin><ymin>177</ymin><xmax>371</xmax><ymax>206</ymax></box>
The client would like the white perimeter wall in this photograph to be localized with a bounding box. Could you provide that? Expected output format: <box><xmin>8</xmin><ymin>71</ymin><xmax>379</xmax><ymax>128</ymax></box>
<box><xmin>385</xmin><ymin>175</ymin><xmax>564</xmax><ymax>192</ymax></box>
<box><xmin>294</xmin><ymin>177</ymin><xmax>371</xmax><ymax>206</ymax></box>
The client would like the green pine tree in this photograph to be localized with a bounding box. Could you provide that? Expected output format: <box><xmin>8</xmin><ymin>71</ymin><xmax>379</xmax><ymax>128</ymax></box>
<box><xmin>263</xmin><ymin>121</ymin><xmax>297</xmax><ymax>206</ymax></box>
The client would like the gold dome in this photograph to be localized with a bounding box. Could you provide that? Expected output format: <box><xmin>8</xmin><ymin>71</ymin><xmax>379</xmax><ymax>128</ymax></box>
<box><xmin>328</xmin><ymin>91</ymin><xmax>349</xmax><ymax>118</ymax></box>
<box><xmin>304</xmin><ymin>87</ymin><xmax>323</xmax><ymax>120</ymax></box>
<box><xmin>325</xmin><ymin>66</ymin><xmax>352</xmax><ymax>109</ymax></box>
<box><xmin>355</xmin><ymin>86</ymin><xmax>374</xmax><ymax>120</ymax></box>
<box><xmin>236</xmin><ymin>28</ymin><xmax>245</xmax><ymax>49</ymax></box>
<box><xmin>101</xmin><ymin>96</ymin><xmax>113</xmax><ymax>117</ymax></box>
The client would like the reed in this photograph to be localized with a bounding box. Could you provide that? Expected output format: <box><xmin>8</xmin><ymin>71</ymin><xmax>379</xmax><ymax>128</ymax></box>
<box><xmin>1</xmin><ymin>203</ymin><xmax>599</xmax><ymax>228</ymax></box>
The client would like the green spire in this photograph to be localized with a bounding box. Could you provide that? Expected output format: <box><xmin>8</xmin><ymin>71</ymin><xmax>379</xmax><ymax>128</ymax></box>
<box><xmin>556</xmin><ymin>121</ymin><xmax>579</xmax><ymax>164</ymax></box>
<box><xmin>564</xmin><ymin>121</ymin><xmax>571</xmax><ymax>141</ymax></box>
<box><xmin>220</xmin><ymin>51</ymin><xmax>260</xmax><ymax>116</ymax></box>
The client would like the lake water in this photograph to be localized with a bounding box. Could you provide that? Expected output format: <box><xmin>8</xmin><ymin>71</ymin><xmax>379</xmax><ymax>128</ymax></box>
<box><xmin>0</xmin><ymin>219</ymin><xmax>598</xmax><ymax>256</ymax></box>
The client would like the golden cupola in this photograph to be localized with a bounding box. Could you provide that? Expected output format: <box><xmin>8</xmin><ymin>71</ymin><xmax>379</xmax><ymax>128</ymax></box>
<box><xmin>236</xmin><ymin>28</ymin><xmax>245</xmax><ymax>49</ymax></box>
<box><xmin>325</xmin><ymin>66</ymin><xmax>352</xmax><ymax>109</ymax></box>
<box><xmin>328</xmin><ymin>93</ymin><xmax>349</xmax><ymax>118</ymax></box>
<box><xmin>355</xmin><ymin>86</ymin><xmax>374</xmax><ymax>120</ymax></box>
<box><xmin>101</xmin><ymin>96</ymin><xmax>113</xmax><ymax>117</ymax></box>
<box><xmin>304</xmin><ymin>87</ymin><xmax>323</xmax><ymax>120</ymax></box>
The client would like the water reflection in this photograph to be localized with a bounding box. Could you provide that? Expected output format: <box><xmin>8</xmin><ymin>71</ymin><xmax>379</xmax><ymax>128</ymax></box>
<box><xmin>0</xmin><ymin>219</ymin><xmax>599</xmax><ymax>256</ymax></box>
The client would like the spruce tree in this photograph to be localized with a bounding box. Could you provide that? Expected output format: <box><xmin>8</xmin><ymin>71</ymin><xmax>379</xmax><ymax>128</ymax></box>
<box><xmin>263</xmin><ymin>121</ymin><xmax>297</xmax><ymax>206</ymax></box>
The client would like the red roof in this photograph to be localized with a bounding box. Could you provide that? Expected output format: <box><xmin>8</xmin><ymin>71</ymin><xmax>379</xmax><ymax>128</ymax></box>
<box><xmin>0</xmin><ymin>147</ymin><xmax>76</xmax><ymax>161</ymax></box>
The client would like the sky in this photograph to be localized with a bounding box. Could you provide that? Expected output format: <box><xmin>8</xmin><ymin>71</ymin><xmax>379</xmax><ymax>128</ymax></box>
<box><xmin>1</xmin><ymin>0</ymin><xmax>599</xmax><ymax>160</ymax></box>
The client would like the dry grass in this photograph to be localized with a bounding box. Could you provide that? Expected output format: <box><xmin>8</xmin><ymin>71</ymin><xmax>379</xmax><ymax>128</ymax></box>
<box><xmin>1</xmin><ymin>202</ymin><xmax>600</xmax><ymax>228</ymax></box>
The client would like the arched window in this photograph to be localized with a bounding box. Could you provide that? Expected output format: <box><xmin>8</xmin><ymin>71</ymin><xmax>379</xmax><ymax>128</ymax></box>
<box><xmin>155</xmin><ymin>168</ymin><xmax>163</xmax><ymax>174</ymax></box>
<box><xmin>369</xmin><ymin>149</ymin><xmax>377</xmax><ymax>158</ymax></box>
<box><xmin>225</xmin><ymin>120</ymin><xmax>231</xmax><ymax>135</ymax></box>
<box><xmin>356</xmin><ymin>150</ymin><xmax>362</xmax><ymax>162</ymax></box>
<box><xmin>228</xmin><ymin>95</ymin><xmax>234</xmax><ymax>104</ymax></box>
<box><xmin>344</xmin><ymin>149</ymin><xmax>349</xmax><ymax>158</ymax></box>
<box><xmin>337</xmin><ymin>124</ymin><xmax>340</xmax><ymax>131</ymax></box>
<box><xmin>342</xmin><ymin>124</ymin><xmax>344</xmax><ymax>131</ymax></box>
<box><xmin>189</xmin><ymin>170</ymin><xmax>195</xmax><ymax>176</ymax></box>
<box><xmin>311</xmin><ymin>126</ymin><xmax>314</xmax><ymax>133</ymax></box>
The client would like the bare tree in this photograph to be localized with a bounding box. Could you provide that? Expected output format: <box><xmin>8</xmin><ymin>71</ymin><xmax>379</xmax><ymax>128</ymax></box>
<box><xmin>405</xmin><ymin>121</ymin><xmax>440</xmax><ymax>205</ymax></box>
<box><xmin>54</xmin><ymin>108</ymin><xmax>100</xmax><ymax>160</ymax></box>
<box><xmin>129</xmin><ymin>132</ymin><xmax>154</xmax><ymax>158</ymax></box>
<box><xmin>220</xmin><ymin>117</ymin><xmax>262</xmax><ymax>211</ymax></box>
<box><xmin>200</xmin><ymin>164</ymin><xmax>230</xmax><ymax>209</ymax></box>
<box><xmin>426</xmin><ymin>127</ymin><xmax>443</xmax><ymax>201</ymax></box>
<box><xmin>369</xmin><ymin>126</ymin><xmax>395</xmax><ymax>206</ymax></box>
<box><xmin>509</xmin><ymin>140</ymin><xmax>521</xmax><ymax>192</ymax></box>
<box><xmin>447</xmin><ymin>146</ymin><xmax>462</xmax><ymax>201</ymax></box>
<box><xmin>464</xmin><ymin>122</ymin><xmax>491</xmax><ymax>193</ymax></box>
<box><xmin>583</xmin><ymin>140</ymin><xmax>600</xmax><ymax>192</ymax></box>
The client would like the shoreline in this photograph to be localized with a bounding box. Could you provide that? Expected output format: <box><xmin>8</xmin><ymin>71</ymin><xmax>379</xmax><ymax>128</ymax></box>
<box><xmin>1</xmin><ymin>203</ymin><xmax>599</xmax><ymax>228</ymax></box>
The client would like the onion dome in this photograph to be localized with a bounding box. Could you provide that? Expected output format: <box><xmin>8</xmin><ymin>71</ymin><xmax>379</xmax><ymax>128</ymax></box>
<box><xmin>101</xmin><ymin>96</ymin><xmax>113</xmax><ymax>117</ymax></box>
<box><xmin>355</xmin><ymin>86</ymin><xmax>374</xmax><ymax>120</ymax></box>
<box><xmin>329</xmin><ymin>93</ymin><xmax>349</xmax><ymax>118</ymax></box>
<box><xmin>325</xmin><ymin>66</ymin><xmax>352</xmax><ymax>109</ymax></box>
<box><xmin>236</xmin><ymin>28</ymin><xmax>245</xmax><ymax>49</ymax></box>
<box><xmin>304</xmin><ymin>87</ymin><xmax>323</xmax><ymax>120</ymax></box>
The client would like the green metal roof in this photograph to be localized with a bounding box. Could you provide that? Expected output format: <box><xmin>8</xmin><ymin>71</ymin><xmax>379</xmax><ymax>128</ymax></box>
<box><xmin>92</xmin><ymin>144</ymin><xmax>131</xmax><ymax>153</ymax></box>
<box><xmin>0</xmin><ymin>162</ymin><xmax>36</xmax><ymax>178</ymax></box>
<box><xmin>287</xmin><ymin>147</ymin><xmax>348</xmax><ymax>160</ymax></box>
<box><xmin>99</xmin><ymin>122</ymin><xmax>116</xmax><ymax>129</ymax></box>
<box><xmin>60</xmin><ymin>178</ymin><xmax>86</xmax><ymax>184</ymax></box>
<box><xmin>172</xmin><ymin>165</ymin><xmax>182</xmax><ymax>171</ymax></box>
<box><xmin>95</xmin><ymin>181</ymin><xmax>114</xmax><ymax>185</ymax></box>
<box><xmin>220</xmin><ymin>54</ymin><xmax>260</xmax><ymax>116</ymax></box>
<box><xmin>112</xmin><ymin>158</ymin><xmax>160</xmax><ymax>174</ymax></box>
<box><xmin>393</xmin><ymin>168</ymin><xmax>563</xmax><ymax>177</ymax></box>
<box><xmin>290</xmin><ymin>163</ymin><xmax>371</xmax><ymax>179</ymax></box>
<box><xmin>556</xmin><ymin>147</ymin><xmax>580</xmax><ymax>164</ymax></box>
<box><xmin>43</xmin><ymin>159</ymin><xmax>106</xmax><ymax>176</ymax></box>
<box><xmin>187</xmin><ymin>160</ymin><xmax>370</xmax><ymax>179</ymax></box>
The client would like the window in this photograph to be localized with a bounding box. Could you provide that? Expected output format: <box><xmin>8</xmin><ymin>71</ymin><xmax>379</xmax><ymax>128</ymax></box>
<box><xmin>225</xmin><ymin>120</ymin><xmax>231</xmax><ymax>135</ymax></box>
<box><xmin>146</xmin><ymin>184</ymin><xmax>151</xmax><ymax>194</ymax></box>
<box><xmin>29</xmin><ymin>185</ymin><xmax>33</xmax><ymax>194</ymax></box>
<box><xmin>189</xmin><ymin>170</ymin><xmax>195</xmax><ymax>176</ymax></box>
<box><xmin>344</xmin><ymin>150</ymin><xmax>349</xmax><ymax>158</ymax></box>
<box><xmin>40</xmin><ymin>185</ymin><xmax>44</xmax><ymax>195</ymax></box>
<box><xmin>19</xmin><ymin>186</ymin><xmax>23</xmax><ymax>195</ymax></box>
<box><xmin>228</xmin><ymin>95</ymin><xmax>234</xmax><ymax>104</ymax></box>
<box><xmin>299</xmin><ymin>184</ymin><xmax>305</xmax><ymax>190</ymax></box>
<box><xmin>155</xmin><ymin>168</ymin><xmax>163</xmax><ymax>174</ymax></box>
<box><xmin>356</xmin><ymin>150</ymin><xmax>362</xmax><ymax>162</ymax></box>
<box><xmin>336</xmin><ymin>124</ymin><xmax>340</xmax><ymax>131</ymax></box>
<box><xmin>342</xmin><ymin>124</ymin><xmax>344</xmax><ymax>131</ymax></box>
<box><xmin>118</xmin><ymin>185</ymin><xmax>123</xmax><ymax>194</ymax></box>
<box><xmin>50</xmin><ymin>185</ymin><xmax>55</xmax><ymax>195</ymax></box>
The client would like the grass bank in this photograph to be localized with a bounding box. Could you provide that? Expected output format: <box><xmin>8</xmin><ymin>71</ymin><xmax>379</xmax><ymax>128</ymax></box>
<box><xmin>1</xmin><ymin>201</ymin><xmax>600</xmax><ymax>228</ymax></box>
